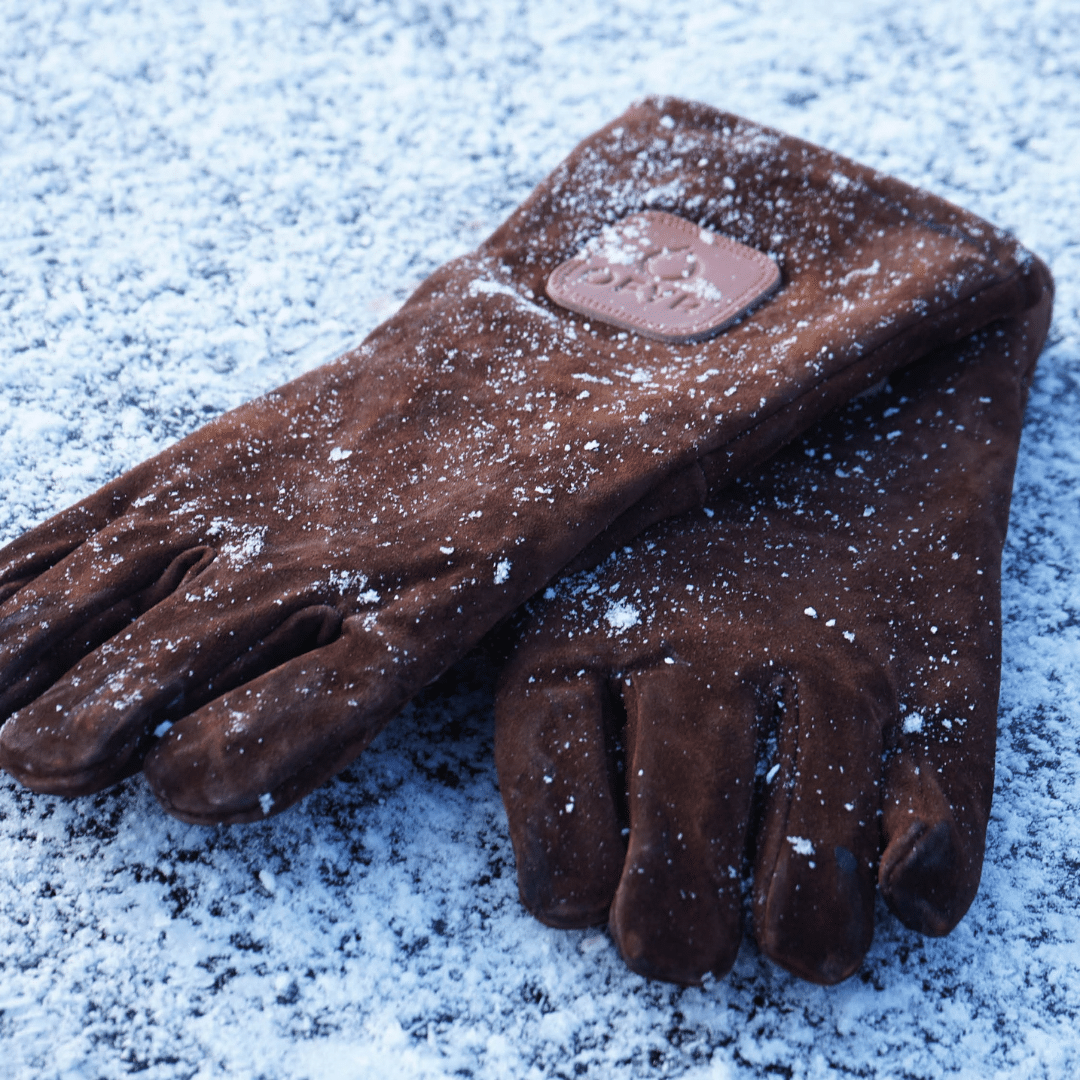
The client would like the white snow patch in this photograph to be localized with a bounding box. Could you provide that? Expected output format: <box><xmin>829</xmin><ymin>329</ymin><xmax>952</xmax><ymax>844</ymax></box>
<box><xmin>330</xmin><ymin>569</ymin><xmax>368</xmax><ymax>594</ymax></box>
<box><xmin>208</xmin><ymin>520</ymin><xmax>267</xmax><ymax>567</ymax></box>
<box><xmin>839</xmin><ymin>259</ymin><xmax>881</xmax><ymax>284</ymax></box>
<box><xmin>468</xmin><ymin>278</ymin><xmax>557</xmax><ymax>322</ymax></box>
<box><xmin>604</xmin><ymin>600</ymin><xmax>641</xmax><ymax>631</ymax></box>
<box><xmin>903</xmin><ymin>712</ymin><xmax>925</xmax><ymax>734</ymax></box>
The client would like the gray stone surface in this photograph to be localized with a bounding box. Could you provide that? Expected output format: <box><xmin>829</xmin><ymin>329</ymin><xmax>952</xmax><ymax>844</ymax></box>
<box><xmin>1</xmin><ymin>2</ymin><xmax>1078</xmax><ymax>1076</ymax></box>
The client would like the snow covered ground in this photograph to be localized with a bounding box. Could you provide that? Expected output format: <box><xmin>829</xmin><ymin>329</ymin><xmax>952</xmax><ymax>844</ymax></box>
<box><xmin>1</xmin><ymin>1</ymin><xmax>1078</xmax><ymax>1076</ymax></box>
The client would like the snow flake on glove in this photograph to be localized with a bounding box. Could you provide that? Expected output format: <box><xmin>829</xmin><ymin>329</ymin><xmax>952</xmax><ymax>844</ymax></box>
<box><xmin>604</xmin><ymin>600</ymin><xmax>641</xmax><ymax>631</ymax></box>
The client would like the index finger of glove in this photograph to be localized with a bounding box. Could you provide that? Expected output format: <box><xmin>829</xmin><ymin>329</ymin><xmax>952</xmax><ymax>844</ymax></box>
<box><xmin>0</xmin><ymin>456</ymin><xmax>169</xmax><ymax>605</ymax></box>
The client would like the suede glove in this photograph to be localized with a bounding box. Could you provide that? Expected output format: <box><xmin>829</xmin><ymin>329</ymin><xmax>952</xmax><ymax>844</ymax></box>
<box><xmin>0</xmin><ymin>98</ymin><xmax>1041</xmax><ymax>824</ymax></box>
<box><xmin>494</xmin><ymin>265</ymin><xmax>1052</xmax><ymax>986</ymax></box>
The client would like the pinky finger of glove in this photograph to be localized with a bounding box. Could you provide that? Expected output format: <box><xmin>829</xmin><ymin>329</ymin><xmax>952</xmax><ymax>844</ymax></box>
<box><xmin>878</xmin><ymin>693</ymin><xmax>997</xmax><ymax>937</ymax></box>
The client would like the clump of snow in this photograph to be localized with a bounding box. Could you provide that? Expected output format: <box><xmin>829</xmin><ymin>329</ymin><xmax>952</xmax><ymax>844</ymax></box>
<box><xmin>605</xmin><ymin>600</ymin><xmax>642</xmax><ymax>631</ymax></box>
<box><xmin>468</xmin><ymin>278</ymin><xmax>556</xmax><ymax>323</ymax></box>
<box><xmin>329</xmin><ymin>569</ymin><xmax>368</xmax><ymax>594</ymax></box>
<box><xmin>209</xmin><ymin>522</ymin><xmax>268</xmax><ymax>567</ymax></box>
<box><xmin>903</xmin><ymin>711</ymin><xmax>926</xmax><ymax>734</ymax></box>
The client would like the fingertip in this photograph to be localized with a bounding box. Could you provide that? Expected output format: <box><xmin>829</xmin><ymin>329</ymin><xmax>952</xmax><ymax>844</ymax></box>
<box><xmin>515</xmin><ymin>824</ymin><xmax>617</xmax><ymax>929</ymax></box>
<box><xmin>879</xmin><ymin>817</ymin><xmax>975</xmax><ymax>937</ymax></box>
<box><xmin>754</xmin><ymin>840</ymin><xmax>873</xmax><ymax>985</ymax></box>
<box><xmin>609</xmin><ymin>879</ymin><xmax>742</xmax><ymax>985</ymax></box>
<box><xmin>880</xmin><ymin>746</ymin><xmax>988</xmax><ymax>938</ymax></box>
<box><xmin>495</xmin><ymin>670</ymin><xmax>626</xmax><ymax>930</ymax></box>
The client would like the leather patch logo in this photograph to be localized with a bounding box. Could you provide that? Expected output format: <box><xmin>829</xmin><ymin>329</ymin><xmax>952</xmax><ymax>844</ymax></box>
<box><xmin>546</xmin><ymin>210</ymin><xmax>780</xmax><ymax>344</ymax></box>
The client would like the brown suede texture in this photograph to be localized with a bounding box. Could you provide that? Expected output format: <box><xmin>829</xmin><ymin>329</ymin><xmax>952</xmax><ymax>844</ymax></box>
<box><xmin>493</xmin><ymin>265</ymin><xmax>1053</xmax><ymax>986</ymax></box>
<box><xmin>0</xmin><ymin>97</ymin><xmax>1042</xmax><ymax>824</ymax></box>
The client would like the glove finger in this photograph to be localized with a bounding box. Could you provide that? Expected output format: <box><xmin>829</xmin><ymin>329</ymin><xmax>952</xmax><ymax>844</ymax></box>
<box><xmin>0</xmin><ymin>565</ymin><xmax>316</xmax><ymax>794</ymax></box>
<box><xmin>751</xmin><ymin>663</ymin><xmax>889</xmax><ymax>985</ymax></box>
<box><xmin>0</xmin><ymin>545</ymin><xmax>215</xmax><ymax>722</ymax></box>
<box><xmin>494</xmin><ymin>668</ymin><xmax>625</xmax><ymax>928</ymax></box>
<box><xmin>0</xmin><ymin>472</ymin><xmax>143</xmax><ymax>605</ymax></box>
<box><xmin>608</xmin><ymin>664</ymin><xmax>756</xmax><ymax>985</ymax></box>
<box><xmin>879</xmin><ymin>690</ymin><xmax>997</xmax><ymax>937</ymax></box>
<box><xmin>145</xmin><ymin>613</ymin><xmax>440</xmax><ymax>824</ymax></box>
<box><xmin>875</xmin><ymin>289</ymin><xmax>1051</xmax><ymax>935</ymax></box>
<box><xmin>0</xmin><ymin>520</ymin><xmax>206</xmax><ymax>702</ymax></box>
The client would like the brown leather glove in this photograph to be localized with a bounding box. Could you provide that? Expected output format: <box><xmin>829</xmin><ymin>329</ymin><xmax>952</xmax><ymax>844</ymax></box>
<box><xmin>0</xmin><ymin>98</ymin><xmax>1040</xmax><ymax>824</ymax></box>
<box><xmin>494</xmin><ymin>264</ymin><xmax>1053</xmax><ymax>986</ymax></box>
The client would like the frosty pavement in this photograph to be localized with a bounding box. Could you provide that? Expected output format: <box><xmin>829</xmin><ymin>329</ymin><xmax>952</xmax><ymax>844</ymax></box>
<box><xmin>1</xmin><ymin>1</ymin><xmax>1079</xmax><ymax>1076</ymax></box>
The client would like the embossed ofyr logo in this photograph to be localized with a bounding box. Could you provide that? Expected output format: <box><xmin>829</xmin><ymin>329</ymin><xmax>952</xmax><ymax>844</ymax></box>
<box><xmin>546</xmin><ymin>209</ymin><xmax>781</xmax><ymax>344</ymax></box>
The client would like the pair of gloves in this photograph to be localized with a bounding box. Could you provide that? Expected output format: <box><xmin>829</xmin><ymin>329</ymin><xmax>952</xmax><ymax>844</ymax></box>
<box><xmin>0</xmin><ymin>98</ymin><xmax>1053</xmax><ymax>986</ymax></box>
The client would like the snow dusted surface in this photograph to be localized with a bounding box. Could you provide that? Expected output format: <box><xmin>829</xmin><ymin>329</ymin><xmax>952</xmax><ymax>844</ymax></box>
<box><xmin>1</xmin><ymin>1</ymin><xmax>1079</xmax><ymax>1076</ymax></box>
